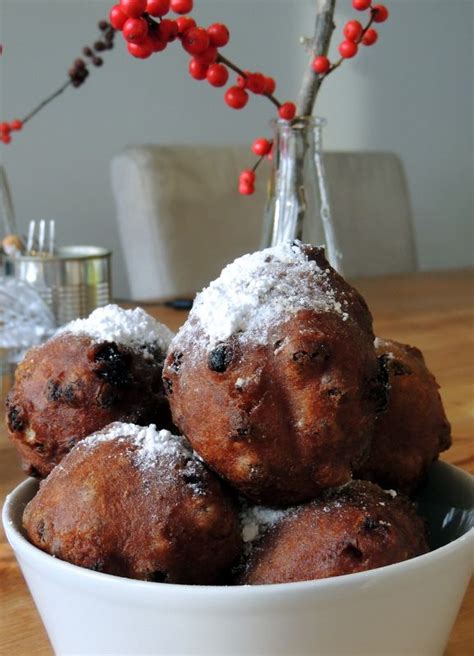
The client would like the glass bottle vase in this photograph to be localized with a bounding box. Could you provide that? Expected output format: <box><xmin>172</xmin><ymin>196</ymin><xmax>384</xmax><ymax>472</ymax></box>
<box><xmin>261</xmin><ymin>117</ymin><xmax>343</xmax><ymax>274</ymax></box>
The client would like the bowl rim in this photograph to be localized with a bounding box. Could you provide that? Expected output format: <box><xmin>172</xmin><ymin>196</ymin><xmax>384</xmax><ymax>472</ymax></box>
<box><xmin>3</xmin><ymin>461</ymin><xmax>473</xmax><ymax>598</ymax></box>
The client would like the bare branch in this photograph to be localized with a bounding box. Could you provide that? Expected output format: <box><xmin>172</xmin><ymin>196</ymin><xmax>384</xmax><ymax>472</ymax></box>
<box><xmin>22</xmin><ymin>80</ymin><xmax>72</xmax><ymax>125</ymax></box>
<box><xmin>296</xmin><ymin>0</ymin><xmax>337</xmax><ymax>117</ymax></box>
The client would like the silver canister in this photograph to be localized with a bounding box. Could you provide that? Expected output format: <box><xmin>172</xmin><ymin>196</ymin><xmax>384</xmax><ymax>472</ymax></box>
<box><xmin>8</xmin><ymin>246</ymin><xmax>112</xmax><ymax>326</ymax></box>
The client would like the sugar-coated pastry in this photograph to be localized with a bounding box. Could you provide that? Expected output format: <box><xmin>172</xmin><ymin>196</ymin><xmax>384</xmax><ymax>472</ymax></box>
<box><xmin>23</xmin><ymin>423</ymin><xmax>242</xmax><ymax>584</ymax></box>
<box><xmin>6</xmin><ymin>305</ymin><xmax>174</xmax><ymax>477</ymax></box>
<box><xmin>163</xmin><ymin>241</ymin><xmax>384</xmax><ymax>505</ymax></box>
<box><xmin>355</xmin><ymin>338</ymin><xmax>451</xmax><ymax>494</ymax></box>
<box><xmin>236</xmin><ymin>480</ymin><xmax>428</xmax><ymax>585</ymax></box>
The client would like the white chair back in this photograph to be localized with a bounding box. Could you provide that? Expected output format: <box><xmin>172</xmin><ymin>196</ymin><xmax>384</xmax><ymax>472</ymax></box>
<box><xmin>111</xmin><ymin>146</ymin><xmax>416</xmax><ymax>300</ymax></box>
<box><xmin>325</xmin><ymin>152</ymin><xmax>416</xmax><ymax>278</ymax></box>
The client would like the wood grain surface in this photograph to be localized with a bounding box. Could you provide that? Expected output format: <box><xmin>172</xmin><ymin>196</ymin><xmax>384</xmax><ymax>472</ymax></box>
<box><xmin>1</xmin><ymin>269</ymin><xmax>473</xmax><ymax>655</ymax></box>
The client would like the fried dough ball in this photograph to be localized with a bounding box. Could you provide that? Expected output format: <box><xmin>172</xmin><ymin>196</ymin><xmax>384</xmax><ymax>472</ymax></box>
<box><xmin>6</xmin><ymin>305</ymin><xmax>174</xmax><ymax>478</ymax></box>
<box><xmin>237</xmin><ymin>480</ymin><xmax>428</xmax><ymax>585</ymax></box>
<box><xmin>355</xmin><ymin>338</ymin><xmax>451</xmax><ymax>494</ymax></box>
<box><xmin>23</xmin><ymin>423</ymin><xmax>242</xmax><ymax>584</ymax></box>
<box><xmin>164</xmin><ymin>241</ymin><xmax>384</xmax><ymax>505</ymax></box>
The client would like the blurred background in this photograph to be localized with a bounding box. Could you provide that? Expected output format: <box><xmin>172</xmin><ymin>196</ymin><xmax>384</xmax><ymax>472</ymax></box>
<box><xmin>0</xmin><ymin>0</ymin><xmax>472</xmax><ymax>297</ymax></box>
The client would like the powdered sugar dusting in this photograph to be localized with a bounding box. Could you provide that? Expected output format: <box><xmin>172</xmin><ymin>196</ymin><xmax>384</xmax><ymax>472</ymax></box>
<box><xmin>81</xmin><ymin>423</ymin><xmax>205</xmax><ymax>493</ymax></box>
<box><xmin>83</xmin><ymin>422</ymin><xmax>192</xmax><ymax>464</ymax></box>
<box><xmin>374</xmin><ymin>337</ymin><xmax>388</xmax><ymax>350</ymax></box>
<box><xmin>240</xmin><ymin>505</ymin><xmax>294</xmax><ymax>544</ymax></box>
<box><xmin>375</xmin><ymin>337</ymin><xmax>395</xmax><ymax>360</ymax></box>
<box><xmin>59</xmin><ymin>304</ymin><xmax>173</xmax><ymax>358</ymax></box>
<box><xmin>181</xmin><ymin>241</ymin><xmax>350</xmax><ymax>350</ymax></box>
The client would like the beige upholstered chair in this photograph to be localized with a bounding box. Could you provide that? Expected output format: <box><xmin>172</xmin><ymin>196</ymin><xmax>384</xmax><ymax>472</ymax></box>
<box><xmin>324</xmin><ymin>152</ymin><xmax>416</xmax><ymax>278</ymax></box>
<box><xmin>111</xmin><ymin>145</ymin><xmax>264</xmax><ymax>301</ymax></box>
<box><xmin>111</xmin><ymin>146</ymin><xmax>416</xmax><ymax>300</ymax></box>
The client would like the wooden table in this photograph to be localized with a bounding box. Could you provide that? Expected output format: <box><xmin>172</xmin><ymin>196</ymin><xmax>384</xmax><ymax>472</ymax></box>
<box><xmin>1</xmin><ymin>269</ymin><xmax>473</xmax><ymax>655</ymax></box>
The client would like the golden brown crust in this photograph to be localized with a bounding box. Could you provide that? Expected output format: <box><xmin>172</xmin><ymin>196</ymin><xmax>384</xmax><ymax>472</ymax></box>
<box><xmin>164</xmin><ymin>246</ymin><xmax>382</xmax><ymax>505</ymax></box>
<box><xmin>23</xmin><ymin>426</ymin><xmax>242</xmax><ymax>584</ymax></box>
<box><xmin>6</xmin><ymin>335</ymin><xmax>172</xmax><ymax>478</ymax></box>
<box><xmin>237</xmin><ymin>480</ymin><xmax>428</xmax><ymax>585</ymax></box>
<box><xmin>355</xmin><ymin>338</ymin><xmax>451</xmax><ymax>494</ymax></box>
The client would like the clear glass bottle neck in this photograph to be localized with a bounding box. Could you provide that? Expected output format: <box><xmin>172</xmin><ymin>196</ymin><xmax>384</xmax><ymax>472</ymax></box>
<box><xmin>261</xmin><ymin>117</ymin><xmax>343</xmax><ymax>274</ymax></box>
<box><xmin>270</xmin><ymin>118</ymin><xmax>325</xmax><ymax>153</ymax></box>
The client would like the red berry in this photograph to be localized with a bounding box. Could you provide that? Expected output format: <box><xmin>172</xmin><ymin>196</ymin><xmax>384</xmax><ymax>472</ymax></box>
<box><xmin>127</xmin><ymin>39</ymin><xmax>153</xmax><ymax>58</ymax></box>
<box><xmin>372</xmin><ymin>4</ymin><xmax>389</xmax><ymax>22</ymax></box>
<box><xmin>123</xmin><ymin>17</ymin><xmax>148</xmax><ymax>43</ymax></box>
<box><xmin>206</xmin><ymin>63</ymin><xmax>229</xmax><ymax>87</ymax></box>
<box><xmin>158</xmin><ymin>18</ymin><xmax>178</xmax><ymax>42</ymax></box>
<box><xmin>362</xmin><ymin>28</ymin><xmax>378</xmax><ymax>45</ymax></box>
<box><xmin>120</xmin><ymin>0</ymin><xmax>147</xmax><ymax>19</ymax></box>
<box><xmin>339</xmin><ymin>40</ymin><xmax>358</xmax><ymax>58</ymax></box>
<box><xmin>343</xmin><ymin>20</ymin><xmax>363</xmax><ymax>42</ymax></box>
<box><xmin>278</xmin><ymin>102</ymin><xmax>296</xmax><ymax>121</ymax></box>
<box><xmin>170</xmin><ymin>0</ymin><xmax>193</xmax><ymax>14</ymax></box>
<box><xmin>251</xmin><ymin>138</ymin><xmax>272</xmax><ymax>157</ymax></box>
<box><xmin>181</xmin><ymin>27</ymin><xmax>210</xmax><ymax>55</ymax></box>
<box><xmin>10</xmin><ymin>119</ymin><xmax>23</xmax><ymax>131</ymax></box>
<box><xmin>109</xmin><ymin>4</ymin><xmax>128</xmax><ymax>29</ymax></box>
<box><xmin>189</xmin><ymin>58</ymin><xmax>208</xmax><ymax>80</ymax></box>
<box><xmin>0</xmin><ymin>122</ymin><xmax>10</xmax><ymax>133</ymax></box>
<box><xmin>225</xmin><ymin>86</ymin><xmax>249</xmax><ymax>110</ymax></box>
<box><xmin>238</xmin><ymin>182</ymin><xmax>255</xmax><ymax>196</ymax></box>
<box><xmin>236</xmin><ymin>71</ymin><xmax>250</xmax><ymax>88</ymax></box>
<box><xmin>193</xmin><ymin>46</ymin><xmax>217</xmax><ymax>66</ymax></box>
<box><xmin>146</xmin><ymin>0</ymin><xmax>170</xmax><ymax>16</ymax></box>
<box><xmin>149</xmin><ymin>31</ymin><xmax>167</xmax><ymax>51</ymax></box>
<box><xmin>263</xmin><ymin>76</ymin><xmax>276</xmax><ymax>95</ymax></box>
<box><xmin>312</xmin><ymin>55</ymin><xmax>330</xmax><ymax>74</ymax></box>
<box><xmin>352</xmin><ymin>0</ymin><xmax>371</xmax><ymax>9</ymax></box>
<box><xmin>207</xmin><ymin>23</ymin><xmax>229</xmax><ymax>48</ymax></box>
<box><xmin>246</xmin><ymin>72</ymin><xmax>266</xmax><ymax>94</ymax></box>
<box><xmin>1</xmin><ymin>133</ymin><xmax>12</xmax><ymax>144</ymax></box>
<box><xmin>239</xmin><ymin>169</ymin><xmax>256</xmax><ymax>185</ymax></box>
<box><xmin>176</xmin><ymin>16</ymin><xmax>196</xmax><ymax>33</ymax></box>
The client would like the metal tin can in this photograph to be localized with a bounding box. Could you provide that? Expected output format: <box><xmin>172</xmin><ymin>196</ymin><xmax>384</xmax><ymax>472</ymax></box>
<box><xmin>8</xmin><ymin>245</ymin><xmax>112</xmax><ymax>326</ymax></box>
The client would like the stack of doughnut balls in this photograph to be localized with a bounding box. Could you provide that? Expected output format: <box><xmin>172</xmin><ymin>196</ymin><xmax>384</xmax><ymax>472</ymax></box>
<box><xmin>7</xmin><ymin>242</ymin><xmax>451</xmax><ymax>585</ymax></box>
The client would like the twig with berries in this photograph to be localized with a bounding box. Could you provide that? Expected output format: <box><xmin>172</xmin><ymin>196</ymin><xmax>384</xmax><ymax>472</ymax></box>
<box><xmin>0</xmin><ymin>21</ymin><xmax>116</xmax><ymax>145</ymax></box>
<box><xmin>109</xmin><ymin>0</ymin><xmax>299</xmax><ymax>196</ymax></box>
<box><xmin>297</xmin><ymin>0</ymin><xmax>337</xmax><ymax>118</ymax></box>
<box><xmin>243</xmin><ymin>0</ymin><xmax>389</xmax><ymax>194</ymax></box>
<box><xmin>310</xmin><ymin>1</ymin><xmax>389</xmax><ymax>82</ymax></box>
<box><xmin>111</xmin><ymin>0</ymin><xmax>296</xmax><ymax>112</ymax></box>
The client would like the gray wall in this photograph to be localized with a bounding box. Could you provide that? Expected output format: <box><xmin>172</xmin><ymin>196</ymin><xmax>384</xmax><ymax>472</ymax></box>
<box><xmin>0</xmin><ymin>0</ymin><xmax>472</xmax><ymax>297</ymax></box>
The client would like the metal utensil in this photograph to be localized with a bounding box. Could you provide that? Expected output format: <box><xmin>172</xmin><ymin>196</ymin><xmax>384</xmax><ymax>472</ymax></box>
<box><xmin>0</xmin><ymin>165</ymin><xmax>16</xmax><ymax>235</ymax></box>
<box><xmin>26</xmin><ymin>219</ymin><xmax>55</xmax><ymax>256</ymax></box>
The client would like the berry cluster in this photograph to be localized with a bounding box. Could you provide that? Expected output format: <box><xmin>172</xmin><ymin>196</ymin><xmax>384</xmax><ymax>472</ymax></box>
<box><xmin>1</xmin><ymin>1</ymin><xmax>390</xmax><ymax>203</ymax></box>
<box><xmin>237</xmin><ymin>138</ymin><xmax>273</xmax><ymax>195</ymax></box>
<box><xmin>0</xmin><ymin>120</ymin><xmax>23</xmax><ymax>145</ymax></box>
<box><xmin>110</xmin><ymin>0</ymin><xmax>296</xmax><ymax>116</ymax></box>
<box><xmin>71</xmin><ymin>20</ymin><xmax>117</xmax><ymax>85</ymax></box>
<box><xmin>69</xmin><ymin>59</ymin><xmax>90</xmax><ymax>88</ymax></box>
<box><xmin>110</xmin><ymin>0</ymin><xmax>298</xmax><ymax>194</ymax></box>
<box><xmin>0</xmin><ymin>20</ymin><xmax>116</xmax><ymax>145</ymax></box>
<box><xmin>312</xmin><ymin>2</ymin><xmax>388</xmax><ymax>77</ymax></box>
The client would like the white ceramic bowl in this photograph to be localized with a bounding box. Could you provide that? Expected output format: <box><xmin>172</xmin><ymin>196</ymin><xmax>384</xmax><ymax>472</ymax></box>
<box><xmin>3</xmin><ymin>461</ymin><xmax>473</xmax><ymax>656</ymax></box>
